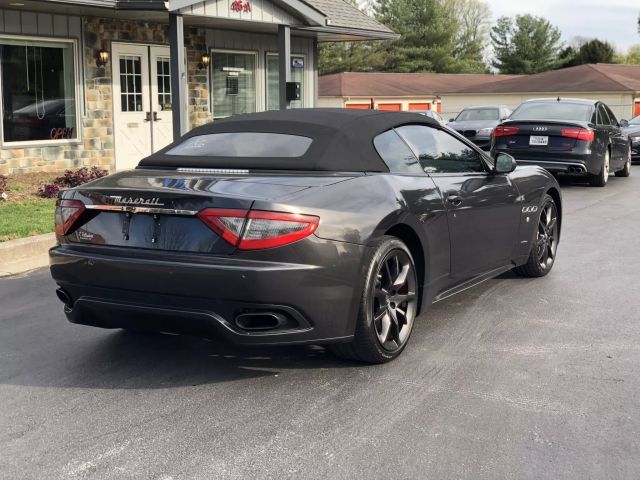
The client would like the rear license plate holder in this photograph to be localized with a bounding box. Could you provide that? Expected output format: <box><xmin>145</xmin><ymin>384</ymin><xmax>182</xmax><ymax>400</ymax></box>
<box><xmin>529</xmin><ymin>135</ymin><xmax>549</xmax><ymax>146</ymax></box>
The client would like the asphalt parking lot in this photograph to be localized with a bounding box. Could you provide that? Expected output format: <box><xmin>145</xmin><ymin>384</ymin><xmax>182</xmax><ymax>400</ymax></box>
<box><xmin>1</xmin><ymin>170</ymin><xmax>639</xmax><ymax>479</ymax></box>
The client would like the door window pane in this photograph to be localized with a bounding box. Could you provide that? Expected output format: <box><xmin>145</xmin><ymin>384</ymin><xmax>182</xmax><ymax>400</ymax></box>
<box><xmin>212</xmin><ymin>51</ymin><xmax>256</xmax><ymax>119</ymax></box>
<box><xmin>266</xmin><ymin>54</ymin><xmax>304</xmax><ymax>110</ymax></box>
<box><xmin>156</xmin><ymin>57</ymin><xmax>171</xmax><ymax>111</ymax></box>
<box><xmin>397</xmin><ymin>125</ymin><xmax>485</xmax><ymax>174</ymax></box>
<box><xmin>119</xmin><ymin>55</ymin><xmax>143</xmax><ymax>112</ymax></box>
<box><xmin>1</xmin><ymin>38</ymin><xmax>77</xmax><ymax>142</ymax></box>
<box><xmin>604</xmin><ymin>104</ymin><xmax>618</xmax><ymax>126</ymax></box>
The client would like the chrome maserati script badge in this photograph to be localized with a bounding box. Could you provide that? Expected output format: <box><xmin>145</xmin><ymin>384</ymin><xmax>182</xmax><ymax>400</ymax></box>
<box><xmin>108</xmin><ymin>195</ymin><xmax>165</xmax><ymax>206</ymax></box>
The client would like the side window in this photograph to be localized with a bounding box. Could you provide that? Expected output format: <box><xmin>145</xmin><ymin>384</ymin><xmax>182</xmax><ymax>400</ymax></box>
<box><xmin>396</xmin><ymin>125</ymin><xmax>486</xmax><ymax>174</ymax></box>
<box><xmin>373</xmin><ymin>129</ymin><xmax>423</xmax><ymax>175</ymax></box>
<box><xmin>598</xmin><ymin>105</ymin><xmax>610</xmax><ymax>126</ymax></box>
<box><xmin>604</xmin><ymin>105</ymin><xmax>619</xmax><ymax>126</ymax></box>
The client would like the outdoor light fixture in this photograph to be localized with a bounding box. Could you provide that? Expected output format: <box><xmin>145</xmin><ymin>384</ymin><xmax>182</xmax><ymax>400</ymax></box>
<box><xmin>198</xmin><ymin>53</ymin><xmax>210</xmax><ymax>71</ymax></box>
<box><xmin>96</xmin><ymin>49</ymin><xmax>109</xmax><ymax>68</ymax></box>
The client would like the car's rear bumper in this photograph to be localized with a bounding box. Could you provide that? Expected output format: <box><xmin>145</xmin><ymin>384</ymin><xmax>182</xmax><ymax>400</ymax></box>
<box><xmin>49</xmin><ymin>239</ymin><xmax>368</xmax><ymax>345</ymax></box>
<box><xmin>509</xmin><ymin>158</ymin><xmax>589</xmax><ymax>174</ymax></box>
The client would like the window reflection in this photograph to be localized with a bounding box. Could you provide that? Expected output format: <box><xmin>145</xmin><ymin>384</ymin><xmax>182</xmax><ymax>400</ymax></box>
<box><xmin>1</xmin><ymin>39</ymin><xmax>77</xmax><ymax>142</ymax></box>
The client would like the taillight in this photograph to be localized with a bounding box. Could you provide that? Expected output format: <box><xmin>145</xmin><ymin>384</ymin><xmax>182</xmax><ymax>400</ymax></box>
<box><xmin>55</xmin><ymin>199</ymin><xmax>86</xmax><ymax>235</ymax></box>
<box><xmin>561</xmin><ymin>128</ymin><xmax>594</xmax><ymax>142</ymax></box>
<box><xmin>198</xmin><ymin>208</ymin><xmax>320</xmax><ymax>250</ymax></box>
<box><xmin>493</xmin><ymin>126</ymin><xmax>519</xmax><ymax>137</ymax></box>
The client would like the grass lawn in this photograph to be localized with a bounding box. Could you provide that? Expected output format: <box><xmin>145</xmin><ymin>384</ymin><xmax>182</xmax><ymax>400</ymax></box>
<box><xmin>0</xmin><ymin>199</ymin><xmax>56</xmax><ymax>242</ymax></box>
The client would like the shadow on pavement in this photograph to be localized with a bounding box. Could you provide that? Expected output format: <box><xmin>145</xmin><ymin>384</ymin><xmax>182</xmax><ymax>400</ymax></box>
<box><xmin>0</xmin><ymin>326</ymin><xmax>360</xmax><ymax>391</ymax></box>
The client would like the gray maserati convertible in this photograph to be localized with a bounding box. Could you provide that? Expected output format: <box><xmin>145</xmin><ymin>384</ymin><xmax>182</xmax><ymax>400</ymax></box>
<box><xmin>50</xmin><ymin>109</ymin><xmax>562</xmax><ymax>363</ymax></box>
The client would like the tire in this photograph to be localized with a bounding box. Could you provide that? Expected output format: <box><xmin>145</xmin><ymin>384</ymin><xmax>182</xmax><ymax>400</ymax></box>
<box><xmin>589</xmin><ymin>149</ymin><xmax>610</xmax><ymax>187</ymax></box>
<box><xmin>615</xmin><ymin>146</ymin><xmax>631</xmax><ymax>177</ymax></box>
<box><xmin>329</xmin><ymin>236</ymin><xmax>419</xmax><ymax>364</ymax></box>
<box><xmin>513</xmin><ymin>194</ymin><xmax>559</xmax><ymax>278</ymax></box>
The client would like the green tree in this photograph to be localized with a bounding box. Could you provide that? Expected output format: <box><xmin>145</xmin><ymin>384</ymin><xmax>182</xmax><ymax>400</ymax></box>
<box><xmin>491</xmin><ymin>14</ymin><xmax>562</xmax><ymax>74</ymax></box>
<box><xmin>449</xmin><ymin>0</ymin><xmax>492</xmax><ymax>72</ymax></box>
<box><xmin>617</xmin><ymin>44</ymin><xmax>640</xmax><ymax>64</ymax></box>
<box><xmin>318</xmin><ymin>0</ymin><xmax>387</xmax><ymax>75</ymax></box>
<box><xmin>560</xmin><ymin>39</ymin><xmax>616</xmax><ymax>67</ymax></box>
<box><xmin>318</xmin><ymin>0</ymin><xmax>491</xmax><ymax>74</ymax></box>
<box><xmin>319</xmin><ymin>42</ymin><xmax>387</xmax><ymax>75</ymax></box>
<box><xmin>374</xmin><ymin>0</ymin><xmax>462</xmax><ymax>72</ymax></box>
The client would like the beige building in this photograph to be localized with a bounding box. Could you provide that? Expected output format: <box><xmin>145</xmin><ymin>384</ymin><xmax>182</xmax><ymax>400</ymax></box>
<box><xmin>319</xmin><ymin>64</ymin><xmax>640</xmax><ymax>122</ymax></box>
<box><xmin>318</xmin><ymin>71</ymin><xmax>519</xmax><ymax>113</ymax></box>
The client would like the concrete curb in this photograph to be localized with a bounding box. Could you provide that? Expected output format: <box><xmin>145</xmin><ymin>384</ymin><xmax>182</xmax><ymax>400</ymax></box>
<box><xmin>0</xmin><ymin>233</ymin><xmax>56</xmax><ymax>277</ymax></box>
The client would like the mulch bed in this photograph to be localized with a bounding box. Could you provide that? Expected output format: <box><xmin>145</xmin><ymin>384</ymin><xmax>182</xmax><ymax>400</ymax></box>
<box><xmin>1</xmin><ymin>172</ymin><xmax>58</xmax><ymax>204</ymax></box>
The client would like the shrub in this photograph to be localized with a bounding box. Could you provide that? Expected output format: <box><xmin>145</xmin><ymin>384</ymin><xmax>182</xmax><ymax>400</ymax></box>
<box><xmin>39</xmin><ymin>166</ymin><xmax>108</xmax><ymax>198</ymax></box>
<box><xmin>39</xmin><ymin>184</ymin><xmax>60</xmax><ymax>199</ymax></box>
<box><xmin>54</xmin><ymin>166</ymin><xmax>108</xmax><ymax>188</ymax></box>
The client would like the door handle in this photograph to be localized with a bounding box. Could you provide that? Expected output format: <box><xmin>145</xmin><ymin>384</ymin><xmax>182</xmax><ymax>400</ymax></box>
<box><xmin>144</xmin><ymin>111</ymin><xmax>152</xmax><ymax>122</ymax></box>
<box><xmin>447</xmin><ymin>195</ymin><xmax>463</xmax><ymax>207</ymax></box>
<box><xmin>153</xmin><ymin>112</ymin><xmax>162</xmax><ymax>121</ymax></box>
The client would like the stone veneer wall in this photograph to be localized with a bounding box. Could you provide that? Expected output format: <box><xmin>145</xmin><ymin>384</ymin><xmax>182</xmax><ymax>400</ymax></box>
<box><xmin>0</xmin><ymin>17</ymin><xmax>210</xmax><ymax>175</ymax></box>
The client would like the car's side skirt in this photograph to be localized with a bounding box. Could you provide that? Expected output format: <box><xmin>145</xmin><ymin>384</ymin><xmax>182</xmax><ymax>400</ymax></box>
<box><xmin>431</xmin><ymin>264</ymin><xmax>515</xmax><ymax>304</ymax></box>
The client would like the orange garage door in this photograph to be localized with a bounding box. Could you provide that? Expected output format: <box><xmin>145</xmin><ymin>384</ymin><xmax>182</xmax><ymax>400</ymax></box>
<box><xmin>634</xmin><ymin>101</ymin><xmax>640</xmax><ymax>116</ymax></box>
<box><xmin>409</xmin><ymin>103</ymin><xmax>430</xmax><ymax>111</ymax></box>
<box><xmin>377</xmin><ymin>103</ymin><xmax>402</xmax><ymax>111</ymax></box>
<box><xmin>346</xmin><ymin>103</ymin><xmax>371</xmax><ymax>110</ymax></box>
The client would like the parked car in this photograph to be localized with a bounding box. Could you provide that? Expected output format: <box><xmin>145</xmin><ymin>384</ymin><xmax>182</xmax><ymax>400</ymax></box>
<box><xmin>5</xmin><ymin>98</ymin><xmax>75</xmax><ymax>142</ymax></box>
<box><xmin>50</xmin><ymin>109</ymin><xmax>562</xmax><ymax>364</ymax></box>
<box><xmin>620</xmin><ymin>115</ymin><xmax>640</xmax><ymax>162</ymax></box>
<box><xmin>491</xmin><ymin>98</ymin><xmax>632</xmax><ymax>187</ymax></box>
<box><xmin>447</xmin><ymin>105</ymin><xmax>511</xmax><ymax>149</ymax></box>
<box><xmin>409</xmin><ymin>109</ymin><xmax>447</xmax><ymax>125</ymax></box>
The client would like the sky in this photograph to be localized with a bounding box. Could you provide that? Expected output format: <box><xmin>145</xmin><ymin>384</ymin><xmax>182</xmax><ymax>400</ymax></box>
<box><xmin>483</xmin><ymin>0</ymin><xmax>639</xmax><ymax>52</ymax></box>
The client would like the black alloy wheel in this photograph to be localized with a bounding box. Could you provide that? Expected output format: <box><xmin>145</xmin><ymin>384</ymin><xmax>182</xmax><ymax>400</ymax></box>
<box><xmin>514</xmin><ymin>194</ymin><xmax>559</xmax><ymax>278</ymax></box>
<box><xmin>330</xmin><ymin>236</ymin><xmax>419</xmax><ymax>363</ymax></box>
<box><xmin>372</xmin><ymin>249</ymin><xmax>418</xmax><ymax>352</ymax></box>
<box><xmin>615</xmin><ymin>146</ymin><xmax>631</xmax><ymax>177</ymax></box>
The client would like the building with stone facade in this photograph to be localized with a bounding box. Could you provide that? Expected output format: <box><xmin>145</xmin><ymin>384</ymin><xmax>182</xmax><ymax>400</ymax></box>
<box><xmin>0</xmin><ymin>0</ymin><xmax>394</xmax><ymax>175</ymax></box>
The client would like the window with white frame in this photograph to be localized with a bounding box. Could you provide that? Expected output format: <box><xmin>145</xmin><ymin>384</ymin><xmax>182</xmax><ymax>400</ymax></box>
<box><xmin>1</xmin><ymin>37</ymin><xmax>78</xmax><ymax>144</ymax></box>
<box><xmin>266</xmin><ymin>53</ymin><xmax>305</xmax><ymax>110</ymax></box>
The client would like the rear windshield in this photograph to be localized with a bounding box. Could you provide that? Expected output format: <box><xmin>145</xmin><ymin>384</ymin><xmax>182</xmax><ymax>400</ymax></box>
<box><xmin>165</xmin><ymin>132</ymin><xmax>313</xmax><ymax>157</ymax></box>
<box><xmin>510</xmin><ymin>103</ymin><xmax>593</xmax><ymax>122</ymax></box>
<box><xmin>455</xmin><ymin>108</ymin><xmax>499</xmax><ymax>121</ymax></box>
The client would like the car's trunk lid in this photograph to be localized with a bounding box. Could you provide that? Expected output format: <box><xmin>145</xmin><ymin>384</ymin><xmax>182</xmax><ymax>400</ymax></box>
<box><xmin>60</xmin><ymin>169</ymin><xmax>353</xmax><ymax>254</ymax></box>
<box><xmin>495</xmin><ymin>120</ymin><xmax>590</xmax><ymax>151</ymax></box>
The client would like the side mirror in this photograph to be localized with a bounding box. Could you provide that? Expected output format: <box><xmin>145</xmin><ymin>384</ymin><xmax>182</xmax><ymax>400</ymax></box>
<box><xmin>620</xmin><ymin>119</ymin><xmax>629</xmax><ymax>128</ymax></box>
<box><xmin>495</xmin><ymin>153</ymin><xmax>517</xmax><ymax>174</ymax></box>
<box><xmin>449</xmin><ymin>118</ymin><xmax>455</xmax><ymax>122</ymax></box>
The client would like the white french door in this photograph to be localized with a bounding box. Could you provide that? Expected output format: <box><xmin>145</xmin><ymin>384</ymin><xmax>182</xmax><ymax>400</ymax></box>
<box><xmin>112</xmin><ymin>43</ymin><xmax>174</xmax><ymax>171</ymax></box>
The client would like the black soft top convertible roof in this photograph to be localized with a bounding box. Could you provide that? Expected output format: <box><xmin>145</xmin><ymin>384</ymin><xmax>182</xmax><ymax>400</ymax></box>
<box><xmin>139</xmin><ymin>108</ymin><xmax>441</xmax><ymax>172</ymax></box>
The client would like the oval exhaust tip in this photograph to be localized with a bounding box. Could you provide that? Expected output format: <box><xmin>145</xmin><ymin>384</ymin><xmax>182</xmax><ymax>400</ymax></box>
<box><xmin>56</xmin><ymin>288</ymin><xmax>72</xmax><ymax>307</ymax></box>
<box><xmin>235</xmin><ymin>312</ymin><xmax>287</xmax><ymax>331</ymax></box>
